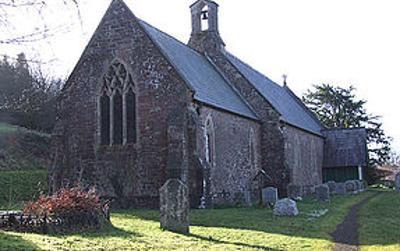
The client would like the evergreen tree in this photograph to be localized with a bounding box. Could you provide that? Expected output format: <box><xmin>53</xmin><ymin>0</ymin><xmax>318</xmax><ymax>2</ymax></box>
<box><xmin>303</xmin><ymin>84</ymin><xmax>391</xmax><ymax>169</ymax></box>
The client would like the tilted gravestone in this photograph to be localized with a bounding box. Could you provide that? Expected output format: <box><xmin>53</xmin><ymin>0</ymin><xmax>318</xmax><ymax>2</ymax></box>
<box><xmin>287</xmin><ymin>184</ymin><xmax>302</xmax><ymax>199</ymax></box>
<box><xmin>273</xmin><ymin>198</ymin><xmax>299</xmax><ymax>217</ymax></box>
<box><xmin>335</xmin><ymin>182</ymin><xmax>346</xmax><ymax>195</ymax></box>
<box><xmin>160</xmin><ymin>179</ymin><xmax>189</xmax><ymax>234</ymax></box>
<box><xmin>327</xmin><ymin>181</ymin><xmax>336</xmax><ymax>194</ymax></box>
<box><xmin>315</xmin><ymin>184</ymin><xmax>330</xmax><ymax>202</ymax></box>
<box><xmin>345</xmin><ymin>180</ymin><xmax>357</xmax><ymax>194</ymax></box>
<box><xmin>262</xmin><ymin>187</ymin><xmax>278</xmax><ymax>207</ymax></box>
<box><xmin>396</xmin><ymin>173</ymin><xmax>400</xmax><ymax>192</ymax></box>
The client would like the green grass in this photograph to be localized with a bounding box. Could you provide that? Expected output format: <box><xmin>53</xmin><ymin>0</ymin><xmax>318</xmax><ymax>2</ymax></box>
<box><xmin>0</xmin><ymin>123</ymin><xmax>19</xmax><ymax>134</ymax></box>
<box><xmin>0</xmin><ymin>170</ymin><xmax>48</xmax><ymax>209</ymax></box>
<box><xmin>359</xmin><ymin>189</ymin><xmax>400</xmax><ymax>251</ymax></box>
<box><xmin>0</xmin><ymin>192</ymin><xmax>376</xmax><ymax>251</ymax></box>
<box><xmin>0</xmin><ymin>122</ymin><xmax>50</xmax><ymax>170</ymax></box>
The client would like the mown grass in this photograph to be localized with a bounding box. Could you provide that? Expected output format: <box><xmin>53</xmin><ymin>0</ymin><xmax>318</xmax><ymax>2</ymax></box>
<box><xmin>0</xmin><ymin>170</ymin><xmax>48</xmax><ymax>209</ymax></box>
<box><xmin>359</xmin><ymin>189</ymin><xmax>400</xmax><ymax>251</ymax></box>
<box><xmin>0</xmin><ymin>192</ymin><xmax>376</xmax><ymax>251</ymax></box>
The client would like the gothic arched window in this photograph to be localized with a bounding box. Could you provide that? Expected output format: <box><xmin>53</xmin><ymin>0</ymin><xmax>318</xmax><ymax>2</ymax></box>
<box><xmin>100</xmin><ymin>61</ymin><xmax>137</xmax><ymax>146</ymax></box>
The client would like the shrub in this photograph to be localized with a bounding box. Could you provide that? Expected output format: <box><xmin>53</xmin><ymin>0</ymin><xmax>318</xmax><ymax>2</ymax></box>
<box><xmin>24</xmin><ymin>187</ymin><xmax>101</xmax><ymax>216</ymax></box>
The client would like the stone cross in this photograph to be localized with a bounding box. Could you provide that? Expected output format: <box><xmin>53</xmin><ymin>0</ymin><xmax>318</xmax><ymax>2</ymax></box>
<box><xmin>345</xmin><ymin>180</ymin><xmax>357</xmax><ymax>194</ymax></box>
<box><xmin>315</xmin><ymin>184</ymin><xmax>330</xmax><ymax>202</ymax></box>
<box><xmin>262</xmin><ymin>187</ymin><xmax>278</xmax><ymax>207</ymax></box>
<box><xmin>395</xmin><ymin>173</ymin><xmax>400</xmax><ymax>192</ymax></box>
<box><xmin>160</xmin><ymin>179</ymin><xmax>189</xmax><ymax>234</ymax></box>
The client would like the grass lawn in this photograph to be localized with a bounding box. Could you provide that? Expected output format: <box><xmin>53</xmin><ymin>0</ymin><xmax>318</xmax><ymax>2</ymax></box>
<box><xmin>0</xmin><ymin>170</ymin><xmax>48</xmax><ymax>209</ymax></box>
<box><xmin>359</xmin><ymin>189</ymin><xmax>400</xmax><ymax>251</ymax></box>
<box><xmin>0</xmin><ymin>192</ymin><xmax>376</xmax><ymax>251</ymax></box>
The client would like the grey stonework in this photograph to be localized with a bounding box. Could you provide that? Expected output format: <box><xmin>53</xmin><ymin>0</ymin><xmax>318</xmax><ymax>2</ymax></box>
<box><xmin>273</xmin><ymin>198</ymin><xmax>299</xmax><ymax>217</ymax></box>
<box><xmin>327</xmin><ymin>181</ymin><xmax>336</xmax><ymax>194</ymax></box>
<box><xmin>287</xmin><ymin>184</ymin><xmax>302</xmax><ymax>199</ymax></box>
<box><xmin>284</xmin><ymin>126</ymin><xmax>324</xmax><ymax>188</ymax></box>
<box><xmin>345</xmin><ymin>180</ymin><xmax>357</xmax><ymax>194</ymax></box>
<box><xmin>160</xmin><ymin>179</ymin><xmax>189</xmax><ymax>234</ymax></box>
<box><xmin>262</xmin><ymin>187</ymin><xmax>279</xmax><ymax>206</ymax></box>
<box><xmin>395</xmin><ymin>173</ymin><xmax>400</xmax><ymax>192</ymax></box>
<box><xmin>315</xmin><ymin>184</ymin><xmax>330</xmax><ymax>202</ymax></box>
<box><xmin>335</xmin><ymin>183</ymin><xmax>346</xmax><ymax>195</ymax></box>
<box><xmin>49</xmin><ymin>0</ymin><xmax>367</xmax><ymax>209</ymax></box>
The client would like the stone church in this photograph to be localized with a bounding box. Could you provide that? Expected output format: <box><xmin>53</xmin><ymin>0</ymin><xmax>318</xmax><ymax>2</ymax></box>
<box><xmin>49</xmin><ymin>0</ymin><xmax>367</xmax><ymax>208</ymax></box>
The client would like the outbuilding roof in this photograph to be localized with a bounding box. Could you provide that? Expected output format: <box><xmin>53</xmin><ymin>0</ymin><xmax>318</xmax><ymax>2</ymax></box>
<box><xmin>323</xmin><ymin>128</ymin><xmax>368</xmax><ymax>168</ymax></box>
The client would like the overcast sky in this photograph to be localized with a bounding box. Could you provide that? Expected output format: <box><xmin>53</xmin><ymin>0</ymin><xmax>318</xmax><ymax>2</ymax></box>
<box><xmin>2</xmin><ymin>0</ymin><xmax>399</xmax><ymax>151</ymax></box>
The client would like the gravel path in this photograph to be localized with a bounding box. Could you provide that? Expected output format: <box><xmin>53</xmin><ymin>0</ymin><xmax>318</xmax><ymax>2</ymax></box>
<box><xmin>331</xmin><ymin>192</ymin><xmax>381</xmax><ymax>251</ymax></box>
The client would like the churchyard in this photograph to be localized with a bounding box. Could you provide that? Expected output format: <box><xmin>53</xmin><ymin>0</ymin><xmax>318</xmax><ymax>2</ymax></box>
<box><xmin>0</xmin><ymin>171</ymin><xmax>399</xmax><ymax>251</ymax></box>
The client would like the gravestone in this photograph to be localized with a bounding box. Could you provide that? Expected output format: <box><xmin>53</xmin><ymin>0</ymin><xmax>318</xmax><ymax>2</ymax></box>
<box><xmin>327</xmin><ymin>181</ymin><xmax>336</xmax><ymax>194</ymax></box>
<box><xmin>160</xmin><ymin>179</ymin><xmax>189</xmax><ymax>234</ymax></box>
<box><xmin>287</xmin><ymin>184</ymin><xmax>302</xmax><ymax>199</ymax></box>
<box><xmin>345</xmin><ymin>180</ymin><xmax>357</xmax><ymax>194</ymax></box>
<box><xmin>396</xmin><ymin>173</ymin><xmax>400</xmax><ymax>192</ymax></box>
<box><xmin>302</xmin><ymin>185</ymin><xmax>315</xmax><ymax>196</ymax></box>
<box><xmin>244</xmin><ymin>191</ymin><xmax>252</xmax><ymax>207</ymax></box>
<box><xmin>273</xmin><ymin>198</ymin><xmax>299</xmax><ymax>217</ymax></box>
<box><xmin>335</xmin><ymin>182</ymin><xmax>346</xmax><ymax>195</ymax></box>
<box><xmin>356</xmin><ymin>180</ymin><xmax>364</xmax><ymax>192</ymax></box>
<box><xmin>262</xmin><ymin>187</ymin><xmax>278</xmax><ymax>207</ymax></box>
<box><xmin>315</xmin><ymin>184</ymin><xmax>330</xmax><ymax>202</ymax></box>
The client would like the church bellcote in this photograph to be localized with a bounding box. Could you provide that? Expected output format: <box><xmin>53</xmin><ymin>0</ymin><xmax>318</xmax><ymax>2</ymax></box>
<box><xmin>188</xmin><ymin>0</ymin><xmax>225</xmax><ymax>53</ymax></box>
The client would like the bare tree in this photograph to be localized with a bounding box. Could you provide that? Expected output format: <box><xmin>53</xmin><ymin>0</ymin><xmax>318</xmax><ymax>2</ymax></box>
<box><xmin>0</xmin><ymin>0</ymin><xmax>81</xmax><ymax>45</ymax></box>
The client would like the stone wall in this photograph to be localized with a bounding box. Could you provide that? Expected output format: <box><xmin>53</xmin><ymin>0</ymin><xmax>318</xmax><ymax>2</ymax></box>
<box><xmin>284</xmin><ymin>125</ymin><xmax>324</xmax><ymax>186</ymax></box>
<box><xmin>49</xmin><ymin>0</ymin><xmax>192</xmax><ymax>208</ymax></box>
<box><xmin>194</xmin><ymin>106</ymin><xmax>261</xmax><ymax>206</ymax></box>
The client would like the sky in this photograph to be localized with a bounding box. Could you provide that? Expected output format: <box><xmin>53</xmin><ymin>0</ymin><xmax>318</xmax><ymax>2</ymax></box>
<box><xmin>1</xmin><ymin>0</ymin><xmax>399</xmax><ymax>151</ymax></box>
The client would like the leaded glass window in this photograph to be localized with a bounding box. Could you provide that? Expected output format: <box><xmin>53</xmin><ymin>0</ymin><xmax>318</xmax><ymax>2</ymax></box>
<box><xmin>99</xmin><ymin>61</ymin><xmax>137</xmax><ymax>146</ymax></box>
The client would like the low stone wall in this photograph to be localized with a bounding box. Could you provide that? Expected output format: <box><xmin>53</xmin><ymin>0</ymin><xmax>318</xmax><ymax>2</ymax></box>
<box><xmin>0</xmin><ymin>210</ymin><xmax>110</xmax><ymax>234</ymax></box>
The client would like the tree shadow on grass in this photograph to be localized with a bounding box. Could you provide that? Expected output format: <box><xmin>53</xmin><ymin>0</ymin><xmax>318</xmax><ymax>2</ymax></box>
<box><xmin>0</xmin><ymin>231</ymin><xmax>40</xmax><ymax>251</ymax></box>
<box><xmin>186</xmin><ymin>232</ymin><xmax>284</xmax><ymax>251</ymax></box>
<box><xmin>43</xmin><ymin>224</ymin><xmax>141</xmax><ymax>239</ymax></box>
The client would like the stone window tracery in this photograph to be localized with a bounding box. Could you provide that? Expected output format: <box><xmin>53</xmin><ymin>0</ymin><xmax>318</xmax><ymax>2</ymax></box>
<box><xmin>99</xmin><ymin>61</ymin><xmax>137</xmax><ymax>146</ymax></box>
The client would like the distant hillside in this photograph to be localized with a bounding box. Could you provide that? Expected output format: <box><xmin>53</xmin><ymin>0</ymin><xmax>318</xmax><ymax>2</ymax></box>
<box><xmin>0</xmin><ymin>123</ymin><xmax>51</xmax><ymax>170</ymax></box>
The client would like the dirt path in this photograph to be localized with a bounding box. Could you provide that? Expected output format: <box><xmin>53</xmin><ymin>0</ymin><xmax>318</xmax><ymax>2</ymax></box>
<box><xmin>331</xmin><ymin>192</ymin><xmax>381</xmax><ymax>251</ymax></box>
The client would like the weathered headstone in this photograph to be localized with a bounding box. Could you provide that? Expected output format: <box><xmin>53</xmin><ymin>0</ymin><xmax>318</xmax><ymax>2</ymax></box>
<box><xmin>327</xmin><ymin>181</ymin><xmax>336</xmax><ymax>194</ymax></box>
<box><xmin>345</xmin><ymin>180</ymin><xmax>357</xmax><ymax>194</ymax></box>
<box><xmin>287</xmin><ymin>184</ymin><xmax>302</xmax><ymax>199</ymax></box>
<box><xmin>302</xmin><ymin>185</ymin><xmax>315</xmax><ymax>196</ymax></box>
<box><xmin>315</xmin><ymin>184</ymin><xmax>330</xmax><ymax>202</ymax></box>
<box><xmin>395</xmin><ymin>173</ymin><xmax>400</xmax><ymax>192</ymax></box>
<box><xmin>160</xmin><ymin>179</ymin><xmax>189</xmax><ymax>234</ymax></box>
<box><xmin>356</xmin><ymin>180</ymin><xmax>364</xmax><ymax>192</ymax></box>
<box><xmin>273</xmin><ymin>198</ymin><xmax>299</xmax><ymax>217</ymax></box>
<box><xmin>335</xmin><ymin>182</ymin><xmax>346</xmax><ymax>195</ymax></box>
<box><xmin>243</xmin><ymin>191</ymin><xmax>252</xmax><ymax>207</ymax></box>
<box><xmin>262</xmin><ymin>187</ymin><xmax>278</xmax><ymax>207</ymax></box>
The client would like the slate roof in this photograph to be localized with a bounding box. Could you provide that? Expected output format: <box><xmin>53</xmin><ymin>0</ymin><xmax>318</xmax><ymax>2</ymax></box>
<box><xmin>224</xmin><ymin>52</ymin><xmax>324</xmax><ymax>135</ymax></box>
<box><xmin>323</xmin><ymin>128</ymin><xmax>368</xmax><ymax>168</ymax></box>
<box><xmin>139</xmin><ymin>20</ymin><xmax>258</xmax><ymax>120</ymax></box>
